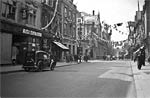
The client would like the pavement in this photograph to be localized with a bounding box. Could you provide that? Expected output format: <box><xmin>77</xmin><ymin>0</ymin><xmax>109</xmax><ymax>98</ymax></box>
<box><xmin>0</xmin><ymin>62</ymin><xmax>78</xmax><ymax>74</ymax></box>
<box><xmin>130</xmin><ymin>61</ymin><xmax>150</xmax><ymax>98</ymax></box>
<box><xmin>1</xmin><ymin>60</ymin><xmax>150</xmax><ymax>98</ymax></box>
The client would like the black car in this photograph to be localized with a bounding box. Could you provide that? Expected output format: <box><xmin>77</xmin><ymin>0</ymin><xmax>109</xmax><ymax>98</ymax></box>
<box><xmin>23</xmin><ymin>50</ymin><xmax>51</xmax><ymax>71</ymax></box>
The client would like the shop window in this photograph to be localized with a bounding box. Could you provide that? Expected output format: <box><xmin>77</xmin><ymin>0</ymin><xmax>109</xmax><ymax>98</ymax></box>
<box><xmin>32</xmin><ymin>38</ymin><xmax>36</xmax><ymax>43</ymax></box>
<box><xmin>1</xmin><ymin>0</ymin><xmax>16</xmax><ymax>20</ymax></box>
<box><xmin>27</xmin><ymin>37</ymin><xmax>40</xmax><ymax>51</ymax></box>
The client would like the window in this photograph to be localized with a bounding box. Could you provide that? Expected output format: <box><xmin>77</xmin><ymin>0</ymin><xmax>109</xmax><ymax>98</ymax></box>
<box><xmin>37</xmin><ymin>52</ymin><xmax>45</xmax><ymax>59</ymax></box>
<box><xmin>27</xmin><ymin>8</ymin><xmax>36</xmax><ymax>26</ymax></box>
<box><xmin>73</xmin><ymin>26</ymin><xmax>76</xmax><ymax>38</ymax></box>
<box><xmin>64</xmin><ymin>23</ymin><xmax>67</xmax><ymax>35</ymax></box>
<box><xmin>1</xmin><ymin>0</ymin><xmax>16</xmax><ymax>20</ymax></box>
<box><xmin>73</xmin><ymin>13</ymin><xmax>75</xmax><ymax>22</ymax></box>
<box><xmin>64</xmin><ymin>7</ymin><xmax>67</xmax><ymax>17</ymax></box>
<box><xmin>78</xmin><ymin>19</ymin><xmax>81</xmax><ymax>23</ymax></box>
<box><xmin>67</xmin><ymin>23</ymin><xmax>70</xmax><ymax>36</ymax></box>
<box><xmin>69</xmin><ymin>10</ymin><xmax>71</xmax><ymax>19</ymax></box>
<box><xmin>49</xmin><ymin>0</ymin><xmax>54</xmax><ymax>7</ymax></box>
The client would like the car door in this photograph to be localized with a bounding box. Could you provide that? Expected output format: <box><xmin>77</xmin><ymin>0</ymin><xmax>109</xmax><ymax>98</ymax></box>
<box><xmin>43</xmin><ymin>53</ymin><xmax>50</xmax><ymax>67</ymax></box>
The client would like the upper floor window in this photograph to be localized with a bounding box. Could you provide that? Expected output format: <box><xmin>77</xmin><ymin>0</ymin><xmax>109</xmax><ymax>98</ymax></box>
<box><xmin>27</xmin><ymin>9</ymin><xmax>36</xmax><ymax>26</ymax></box>
<box><xmin>49</xmin><ymin>0</ymin><xmax>54</xmax><ymax>7</ymax></box>
<box><xmin>72</xmin><ymin>13</ymin><xmax>75</xmax><ymax>22</ymax></box>
<box><xmin>64</xmin><ymin>7</ymin><xmax>67</xmax><ymax>17</ymax></box>
<box><xmin>73</xmin><ymin>25</ymin><xmax>76</xmax><ymax>38</ymax></box>
<box><xmin>77</xmin><ymin>18</ymin><xmax>82</xmax><ymax>24</ymax></box>
<box><xmin>68</xmin><ymin>10</ymin><xmax>71</xmax><ymax>19</ymax></box>
<box><xmin>64</xmin><ymin>23</ymin><xmax>67</xmax><ymax>35</ymax></box>
<box><xmin>1</xmin><ymin>0</ymin><xmax>17</xmax><ymax>20</ymax></box>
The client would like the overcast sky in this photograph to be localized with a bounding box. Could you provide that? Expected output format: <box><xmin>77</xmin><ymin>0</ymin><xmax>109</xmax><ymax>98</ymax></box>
<box><xmin>74</xmin><ymin>0</ymin><xmax>145</xmax><ymax>41</ymax></box>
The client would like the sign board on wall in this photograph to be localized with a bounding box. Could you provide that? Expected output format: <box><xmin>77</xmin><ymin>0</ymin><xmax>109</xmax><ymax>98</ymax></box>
<box><xmin>23</xmin><ymin>29</ymin><xmax>42</xmax><ymax>37</ymax></box>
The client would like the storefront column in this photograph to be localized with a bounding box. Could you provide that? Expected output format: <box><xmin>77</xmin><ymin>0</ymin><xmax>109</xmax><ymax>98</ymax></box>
<box><xmin>1</xmin><ymin>33</ymin><xmax>12</xmax><ymax>64</ymax></box>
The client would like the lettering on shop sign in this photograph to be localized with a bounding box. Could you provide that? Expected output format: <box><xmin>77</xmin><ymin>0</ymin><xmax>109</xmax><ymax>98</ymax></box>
<box><xmin>23</xmin><ymin>29</ymin><xmax>42</xmax><ymax>37</ymax></box>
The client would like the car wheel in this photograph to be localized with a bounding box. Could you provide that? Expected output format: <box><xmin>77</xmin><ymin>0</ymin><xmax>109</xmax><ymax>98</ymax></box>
<box><xmin>49</xmin><ymin>63</ymin><xmax>52</xmax><ymax>71</ymax></box>
<box><xmin>37</xmin><ymin>61</ymin><xmax>43</xmax><ymax>72</ymax></box>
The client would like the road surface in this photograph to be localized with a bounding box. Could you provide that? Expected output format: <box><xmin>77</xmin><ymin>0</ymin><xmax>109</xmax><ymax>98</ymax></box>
<box><xmin>1</xmin><ymin>60</ymin><xmax>136</xmax><ymax>98</ymax></box>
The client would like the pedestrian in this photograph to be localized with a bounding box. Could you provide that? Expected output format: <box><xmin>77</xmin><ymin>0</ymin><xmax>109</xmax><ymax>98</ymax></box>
<box><xmin>140</xmin><ymin>46</ymin><xmax>146</xmax><ymax>66</ymax></box>
<box><xmin>69</xmin><ymin>54</ymin><xmax>73</xmax><ymax>63</ymax></box>
<box><xmin>136</xmin><ymin>45</ymin><xmax>146</xmax><ymax>70</ymax></box>
<box><xmin>66</xmin><ymin>52</ymin><xmax>70</xmax><ymax>63</ymax></box>
<box><xmin>77</xmin><ymin>54</ymin><xmax>81</xmax><ymax>63</ymax></box>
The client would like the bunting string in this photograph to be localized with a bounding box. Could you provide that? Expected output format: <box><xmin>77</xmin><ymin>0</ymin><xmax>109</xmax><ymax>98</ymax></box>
<box><xmin>85</xmin><ymin>21</ymin><xmax>129</xmax><ymax>48</ymax></box>
<box><xmin>41</xmin><ymin>0</ymin><xmax>59</xmax><ymax>30</ymax></box>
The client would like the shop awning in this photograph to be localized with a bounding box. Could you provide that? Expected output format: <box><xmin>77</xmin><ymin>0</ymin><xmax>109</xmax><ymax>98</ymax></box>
<box><xmin>53</xmin><ymin>41</ymin><xmax>69</xmax><ymax>50</ymax></box>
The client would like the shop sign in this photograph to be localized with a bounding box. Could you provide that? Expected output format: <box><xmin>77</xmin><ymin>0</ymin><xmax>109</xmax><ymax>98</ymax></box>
<box><xmin>23</xmin><ymin>29</ymin><xmax>42</xmax><ymax>37</ymax></box>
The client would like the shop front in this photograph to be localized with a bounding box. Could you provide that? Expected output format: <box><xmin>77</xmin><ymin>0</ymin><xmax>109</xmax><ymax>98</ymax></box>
<box><xmin>17</xmin><ymin>28</ymin><xmax>42</xmax><ymax>64</ymax></box>
<box><xmin>52</xmin><ymin>41</ymin><xmax>69</xmax><ymax>61</ymax></box>
<box><xmin>1</xmin><ymin>20</ymin><xmax>42</xmax><ymax>65</ymax></box>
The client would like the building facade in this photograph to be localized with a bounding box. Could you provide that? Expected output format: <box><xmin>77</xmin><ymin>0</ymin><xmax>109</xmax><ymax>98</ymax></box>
<box><xmin>133</xmin><ymin>0</ymin><xmax>150</xmax><ymax>58</ymax></box>
<box><xmin>143</xmin><ymin>0</ymin><xmax>150</xmax><ymax>56</ymax></box>
<box><xmin>41</xmin><ymin>0</ymin><xmax>65</xmax><ymax>61</ymax></box>
<box><xmin>61</xmin><ymin>0</ymin><xmax>77</xmax><ymax>60</ymax></box>
<box><xmin>0</xmin><ymin>0</ymin><xmax>43</xmax><ymax>64</ymax></box>
<box><xmin>80</xmin><ymin>11</ymin><xmax>112</xmax><ymax>59</ymax></box>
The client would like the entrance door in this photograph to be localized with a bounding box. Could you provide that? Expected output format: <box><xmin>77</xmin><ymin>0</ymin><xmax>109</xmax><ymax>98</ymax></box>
<box><xmin>12</xmin><ymin>35</ymin><xmax>28</xmax><ymax>64</ymax></box>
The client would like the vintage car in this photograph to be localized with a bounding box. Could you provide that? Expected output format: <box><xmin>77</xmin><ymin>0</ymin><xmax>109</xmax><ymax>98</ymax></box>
<box><xmin>23</xmin><ymin>50</ymin><xmax>51</xmax><ymax>71</ymax></box>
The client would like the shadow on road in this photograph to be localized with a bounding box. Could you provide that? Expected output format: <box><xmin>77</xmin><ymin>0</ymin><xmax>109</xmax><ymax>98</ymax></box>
<box><xmin>0</xmin><ymin>70</ymin><xmax>24</xmax><ymax>74</ymax></box>
<box><xmin>52</xmin><ymin>69</ymin><xmax>78</xmax><ymax>72</ymax></box>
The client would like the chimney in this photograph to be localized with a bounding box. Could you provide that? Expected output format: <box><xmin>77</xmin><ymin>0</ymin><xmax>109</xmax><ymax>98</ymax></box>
<box><xmin>93</xmin><ymin>10</ymin><xmax>95</xmax><ymax>16</ymax></box>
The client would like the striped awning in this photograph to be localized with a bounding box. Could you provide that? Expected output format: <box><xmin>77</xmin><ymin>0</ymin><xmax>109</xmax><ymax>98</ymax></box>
<box><xmin>53</xmin><ymin>41</ymin><xmax>69</xmax><ymax>50</ymax></box>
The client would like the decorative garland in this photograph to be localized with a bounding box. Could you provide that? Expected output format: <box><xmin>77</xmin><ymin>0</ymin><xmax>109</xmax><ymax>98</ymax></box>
<box><xmin>41</xmin><ymin>0</ymin><xmax>59</xmax><ymax>30</ymax></box>
<box><xmin>84</xmin><ymin>20</ymin><xmax>129</xmax><ymax>48</ymax></box>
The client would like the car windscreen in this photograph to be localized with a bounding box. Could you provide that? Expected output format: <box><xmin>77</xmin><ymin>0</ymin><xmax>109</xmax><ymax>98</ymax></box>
<box><xmin>37</xmin><ymin>52</ymin><xmax>49</xmax><ymax>59</ymax></box>
<box><xmin>25</xmin><ymin>52</ymin><xmax>35</xmax><ymax>60</ymax></box>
